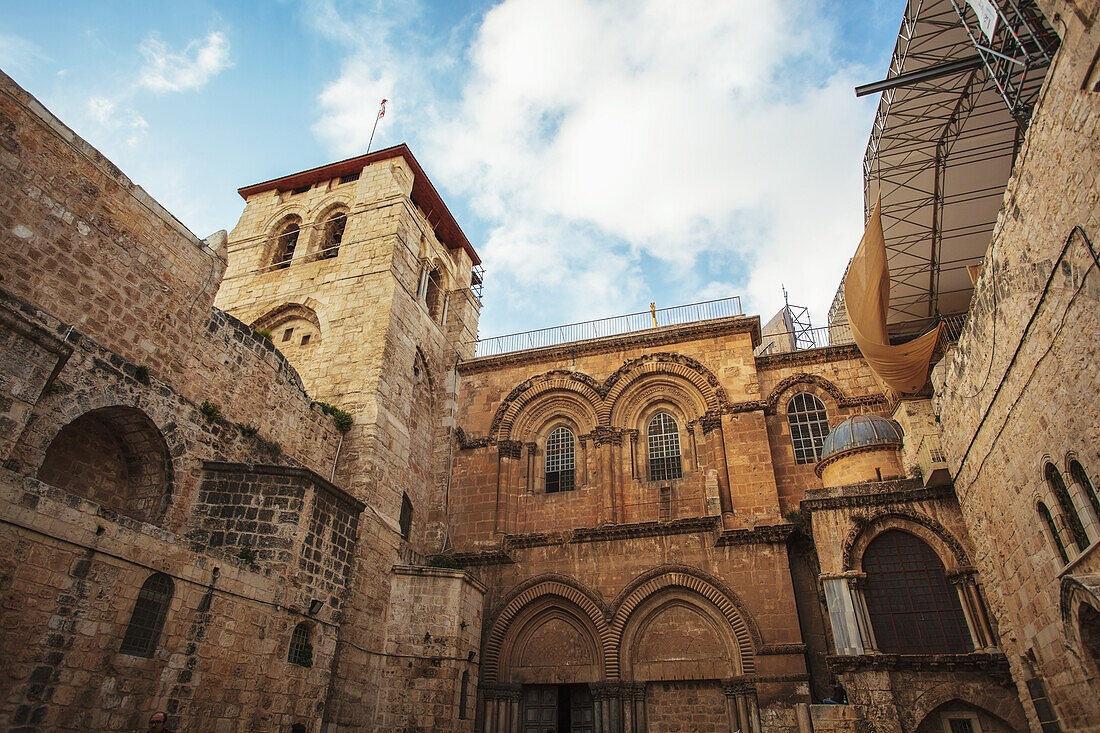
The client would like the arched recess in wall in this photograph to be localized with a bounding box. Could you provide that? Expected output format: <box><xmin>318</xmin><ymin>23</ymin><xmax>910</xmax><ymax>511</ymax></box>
<box><xmin>37</xmin><ymin>405</ymin><xmax>173</xmax><ymax>525</ymax></box>
<box><xmin>252</xmin><ymin>302</ymin><xmax>323</xmax><ymax>353</ymax></box>
<box><xmin>491</xmin><ymin>370</ymin><xmax>602</xmax><ymax>442</ymax></box>
<box><xmin>764</xmin><ymin>373</ymin><xmax>847</xmax><ymax>415</ymax></box>
<box><xmin>843</xmin><ymin>510</ymin><xmax>970</xmax><ymax>573</ymax></box>
<box><xmin>610</xmin><ymin>566</ymin><xmax>760</xmax><ymax>678</ymax></box>
<box><xmin>510</xmin><ymin>391</ymin><xmax>599</xmax><ymax>493</ymax></box>
<box><xmin>1060</xmin><ymin>575</ymin><xmax>1100</xmax><ymax>689</ymax></box>
<box><xmin>602</xmin><ymin>353</ymin><xmax>724</xmax><ymax>426</ymax></box>
<box><xmin>268</xmin><ymin>214</ymin><xmax>304</xmax><ymax>269</ymax></box>
<box><xmin>910</xmin><ymin>697</ymin><xmax>1023</xmax><ymax>733</ymax></box>
<box><xmin>483</xmin><ymin>576</ymin><xmax>612</xmax><ymax>684</ymax></box>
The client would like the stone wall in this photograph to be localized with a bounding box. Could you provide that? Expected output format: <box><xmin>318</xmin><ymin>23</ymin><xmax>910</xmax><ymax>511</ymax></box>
<box><xmin>932</xmin><ymin>4</ymin><xmax>1100</xmax><ymax>729</ymax></box>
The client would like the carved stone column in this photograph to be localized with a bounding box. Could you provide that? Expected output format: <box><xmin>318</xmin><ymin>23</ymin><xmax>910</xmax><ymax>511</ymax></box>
<box><xmin>701</xmin><ymin>411</ymin><xmax>734</xmax><ymax>518</ymax></box>
<box><xmin>848</xmin><ymin>573</ymin><xmax>878</xmax><ymax>653</ymax></box>
<box><xmin>524</xmin><ymin>442</ymin><xmax>537</xmax><ymax>493</ymax></box>
<box><xmin>594</xmin><ymin>427</ymin><xmax>622</xmax><ymax>523</ymax></box>
<box><xmin>723</xmin><ymin>678</ymin><xmax>761</xmax><ymax>733</ymax></box>
<box><xmin>591</xmin><ymin>682</ymin><xmax>643</xmax><ymax>733</ymax></box>
<box><xmin>480</xmin><ymin>683</ymin><xmax>521</xmax><ymax>733</ymax></box>
<box><xmin>821</xmin><ymin>572</ymin><xmax>876</xmax><ymax>655</ymax></box>
<box><xmin>495</xmin><ymin>441</ymin><xmax>523</xmax><ymax>535</ymax></box>
<box><xmin>625</xmin><ymin>429</ymin><xmax>639</xmax><ymax>481</ymax></box>
<box><xmin>948</xmin><ymin>568</ymin><xmax>997</xmax><ymax>650</ymax></box>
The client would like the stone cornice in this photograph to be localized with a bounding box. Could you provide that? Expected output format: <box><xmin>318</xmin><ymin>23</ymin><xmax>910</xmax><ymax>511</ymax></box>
<box><xmin>801</xmin><ymin>479</ymin><xmax>953</xmax><ymax>511</ymax></box>
<box><xmin>756</xmin><ymin>343</ymin><xmax>863</xmax><ymax>369</ymax></box>
<box><xmin>459</xmin><ymin>316</ymin><xmax>761</xmax><ymax>374</ymax></box>
<box><xmin>714</xmin><ymin>523</ymin><xmax>795</xmax><ymax>546</ymax></box>
<box><xmin>500</xmin><ymin>516</ymin><xmax>721</xmax><ymax>550</ymax></box>
<box><xmin>826</xmin><ymin>651</ymin><xmax>1011</xmax><ymax>678</ymax></box>
<box><xmin>449</xmin><ymin>548</ymin><xmax>514</xmax><ymax>567</ymax></box>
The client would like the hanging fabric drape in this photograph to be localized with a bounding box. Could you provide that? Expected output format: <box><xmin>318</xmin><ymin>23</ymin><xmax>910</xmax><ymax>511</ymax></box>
<box><xmin>845</xmin><ymin>197</ymin><xmax>941</xmax><ymax>397</ymax></box>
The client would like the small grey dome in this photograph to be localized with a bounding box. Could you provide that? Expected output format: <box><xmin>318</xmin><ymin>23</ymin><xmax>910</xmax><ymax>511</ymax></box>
<box><xmin>820</xmin><ymin>414</ymin><xmax>903</xmax><ymax>461</ymax></box>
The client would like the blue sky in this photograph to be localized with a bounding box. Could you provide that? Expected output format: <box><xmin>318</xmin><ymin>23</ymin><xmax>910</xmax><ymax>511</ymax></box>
<box><xmin>0</xmin><ymin>1</ymin><xmax>901</xmax><ymax>339</ymax></box>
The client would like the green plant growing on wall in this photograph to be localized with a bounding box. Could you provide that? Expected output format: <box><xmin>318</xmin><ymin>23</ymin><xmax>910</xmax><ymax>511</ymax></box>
<box><xmin>236</xmin><ymin>546</ymin><xmax>257</xmax><ymax>564</ymax></box>
<box><xmin>313</xmin><ymin>401</ymin><xmax>354</xmax><ymax>433</ymax></box>
<box><xmin>256</xmin><ymin>328</ymin><xmax>273</xmax><ymax>341</ymax></box>
<box><xmin>200</xmin><ymin>400</ymin><xmax>222</xmax><ymax>422</ymax></box>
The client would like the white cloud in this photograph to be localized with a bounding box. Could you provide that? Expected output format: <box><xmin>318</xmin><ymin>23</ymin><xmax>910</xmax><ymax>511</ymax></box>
<box><xmin>138</xmin><ymin>31</ymin><xmax>231</xmax><ymax>94</ymax></box>
<box><xmin>85</xmin><ymin>96</ymin><xmax>148</xmax><ymax>147</ymax></box>
<box><xmin>0</xmin><ymin>33</ymin><xmax>49</xmax><ymax>73</ymax></box>
<box><xmin>309</xmin><ymin>1</ymin><xmax>878</xmax><ymax>336</ymax></box>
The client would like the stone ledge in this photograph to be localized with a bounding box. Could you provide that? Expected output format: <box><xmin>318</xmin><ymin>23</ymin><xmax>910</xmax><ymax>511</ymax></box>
<box><xmin>826</xmin><ymin>651</ymin><xmax>1011</xmax><ymax>677</ymax></box>
<box><xmin>802</xmin><ymin>479</ymin><xmax>952</xmax><ymax>511</ymax></box>
<box><xmin>391</xmin><ymin>564</ymin><xmax>488</xmax><ymax>593</ymax></box>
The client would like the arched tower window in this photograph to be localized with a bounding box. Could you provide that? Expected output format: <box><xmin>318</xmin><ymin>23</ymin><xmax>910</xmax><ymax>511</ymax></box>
<box><xmin>1039</xmin><ymin>502</ymin><xmax>1070</xmax><ymax>564</ymax></box>
<box><xmin>120</xmin><ymin>573</ymin><xmax>174</xmax><ymax>657</ymax></box>
<box><xmin>545</xmin><ymin>426</ymin><xmax>576</xmax><ymax>493</ymax></box>
<box><xmin>1047</xmin><ymin>463</ymin><xmax>1088</xmax><ymax>552</ymax></box>
<box><xmin>862</xmin><ymin>530</ymin><xmax>972</xmax><ymax>654</ymax></box>
<box><xmin>1069</xmin><ymin>460</ymin><xmax>1100</xmax><ymax>528</ymax></box>
<box><xmin>400</xmin><ymin>493</ymin><xmax>414</xmax><ymax>540</ymax></box>
<box><xmin>647</xmin><ymin>412</ymin><xmax>683</xmax><ymax>481</ymax></box>
<box><xmin>425</xmin><ymin>268</ymin><xmax>444</xmax><ymax>321</ymax></box>
<box><xmin>787</xmin><ymin>392</ymin><xmax>829</xmax><ymax>464</ymax></box>
<box><xmin>459</xmin><ymin>670</ymin><xmax>470</xmax><ymax>719</ymax></box>
<box><xmin>287</xmin><ymin>622</ymin><xmax>314</xmax><ymax>667</ymax></box>
<box><xmin>321</xmin><ymin>210</ymin><xmax>347</xmax><ymax>259</ymax></box>
<box><xmin>273</xmin><ymin>220</ymin><xmax>301</xmax><ymax>269</ymax></box>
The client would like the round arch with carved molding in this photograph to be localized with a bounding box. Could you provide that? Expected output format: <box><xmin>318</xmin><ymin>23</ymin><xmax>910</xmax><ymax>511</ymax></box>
<box><xmin>483</xmin><ymin>576</ymin><xmax>613</xmax><ymax>684</ymax></box>
<box><xmin>609</xmin><ymin>566</ymin><xmax>761</xmax><ymax>677</ymax></box>
<box><xmin>843</xmin><ymin>510</ymin><xmax>971</xmax><ymax>573</ymax></box>
<box><xmin>251</xmin><ymin>300</ymin><xmax>325</xmax><ymax>335</ymax></box>
<box><xmin>610</xmin><ymin>373</ymin><xmax>710</xmax><ymax>430</ymax></box>
<box><xmin>312</xmin><ymin>199</ymin><xmax>352</xmax><ymax>256</ymax></box>
<box><xmin>1060</xmin><ymin>574</ymin><xmax>1100</xmax><ymax>683</ymax></box>
<box><xmin>602</xmin><ymin>353</ymin><xmax>725</xmax><ymax>425</ymax></box>
<box><xmin>491</xmin><ymin>370</ymin><xmax>603</xmax><ymax>441</ymax></box>
<box><xmin>509</xmin><ymin>391</ymin><xmax>600</xmax><ymax>444</ymax></box>
<box><xmin>908</xmin><ymin>690</ymin><xmax>1027</xmax><ymax>732</ymax></box>
<box><xmin>765</xmin><ymin>373</ymin><xmax>848</xmax><ymax>415</ymax></box>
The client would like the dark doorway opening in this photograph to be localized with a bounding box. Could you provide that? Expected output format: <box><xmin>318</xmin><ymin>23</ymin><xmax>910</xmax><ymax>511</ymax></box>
<box><xmin>522</xmin><ymin>684</ymin><xmax>593</xmax><ymax>733</ymax></box>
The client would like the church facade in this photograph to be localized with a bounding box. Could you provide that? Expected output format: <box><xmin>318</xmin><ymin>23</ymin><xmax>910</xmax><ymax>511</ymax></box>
<box><xmin>0</xmin><ymin>1</ymin><xmax>1098</xmax><ymax>731</ymax></box>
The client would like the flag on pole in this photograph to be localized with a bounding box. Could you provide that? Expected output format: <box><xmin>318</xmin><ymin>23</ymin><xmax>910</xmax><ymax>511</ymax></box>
<box><xmin>378</xmin><ymin>99</ymin><xmax>388</xmax><ymax>118</ymax></box>
<box><xmin>367</xmin><ymin>99</ymin><xmax>388</xmax><ymax>154</ymax></box>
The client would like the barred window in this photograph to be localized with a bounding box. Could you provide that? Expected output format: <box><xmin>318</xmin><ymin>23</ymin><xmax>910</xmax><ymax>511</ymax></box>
<box><xmin>862</xmin><ymin>530</ymin><xmax>972</xmax><ymax>654</ymax></box>
<box><xmin>1047</xmin><ymin>463</ymin><xmax>1089</xmax><ymax>552</ymax></box>
<box><xmin>647</xmin><ymin>412</ymin><xmax>683</xmax><ymax>482</ymax></box>
<box><xmin>287</xmin><ymin>622</ymin><xmax>313</xmax><ymax>667</ymax></box>
<box><xmin>321</xmin><ymin>211</ymin><xmax>346</xmax><ymax>259</ymax></box>
<box><xmin>787</xmin><ymin>393</ymin><xmax>829</xmax><ymax>464</ymax></box>
<box><xmin>120</xmin><ymin>573</ymin><xmax>173</xmax><ymax>657</ymax></box>
<box><xmin>545</xmin><ymin>426</ymin><xmax>575</xmax><ymax>493</ymax></box>
<box><xmin>1069</xmin><ymin>460</ymin><xmax>1100</xmax><ymax>530</ymax></box>
<box><xmin>273</xmin><ymin>221</ymin><xmax>300</xmax><ymax>269</ymax></box>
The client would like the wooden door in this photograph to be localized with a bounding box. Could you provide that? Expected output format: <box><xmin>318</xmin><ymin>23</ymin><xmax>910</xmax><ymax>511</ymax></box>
<box><xmin>522</xmin><ymin>685</ymin><xmax>557</xmax><ymax>733</ymax></box>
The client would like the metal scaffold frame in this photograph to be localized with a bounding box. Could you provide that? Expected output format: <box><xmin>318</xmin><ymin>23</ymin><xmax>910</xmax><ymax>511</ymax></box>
<box><xmin>861</xmin><ymin>0</ymin><xmax>1058</xmax><ymax>327</ymax></box>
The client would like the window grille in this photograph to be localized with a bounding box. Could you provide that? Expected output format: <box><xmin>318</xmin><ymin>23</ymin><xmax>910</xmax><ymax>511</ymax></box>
<box><xmin>1047</xmin><ymin>463</ymin><xmax>1088</xmax><ymax>551</ymax></box>
<box><xmin>647</xmin><ymin>412</ymin><xmax>683</xmax><ymax>481</ymax></box>
<box><xmin>787</xmin><ymin>393</ymin><xmax>829</xmax><ymax>464</ymax></box>
<box><xmin>322</xmin><ymin>212</ymin><xmax>346</xmax><ymax>259</ymax></box>
<box><xmin>1069</xmin><ymin>460</ymin><xmax>1100</xmax><ymax>531</ymax></box>
<box><xmin>339</xmin><ymin>172</ymin><xmax>360</xmax><ymax>184</ymax></box>
<box><xmin>287</xmin><ymin>623</ymin><xmax>313</xmax><ymax>667</ymax></box>
<box><xmin>120</xmin><ymin>573</ymin><xmax>173</xmax><ymax>657</ymax></box>
<box><xmin>1025</xmin><ymin>677</ymin><xmax>1064</xmax><ymax>733</ymax></box>
<box><xmin>862</xmin><ymin>530</ymin><xmax>972</xmax><ymax>654</ymax></box>
<box><xmin>545</xmin><ymin>427</ymin><xmax>576</xmax><ymax>493</ymax></box>
<box><xmin>658</xmin><ymin>486</ymin><xmax>671</xmax><ymax>522</ymax></box>
<box><xmin>274</xmin><ymin>223</ymin><xmax>300</xmax><ymax>269</ymax></box>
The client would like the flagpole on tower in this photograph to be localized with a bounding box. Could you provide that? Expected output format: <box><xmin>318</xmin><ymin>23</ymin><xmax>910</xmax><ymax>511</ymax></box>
<box><xmin>366</xmin><ymin>98</ymin><xmax>387</xmax><ymax>153</ymax></box>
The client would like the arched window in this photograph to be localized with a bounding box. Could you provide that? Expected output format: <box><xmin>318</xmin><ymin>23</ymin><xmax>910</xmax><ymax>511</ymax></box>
<box><xmin>1047</xmin><ymin>463</ymin><xmax>1088</xmax><ymax>552</ymax></box>
<box><xmin>647</xmin><ymin>412</ymin><xmax>683</xmax><ymax>481</ymax></box>
<box><xmin>862</xmin><ymin>530</ymin><xmax>972</xmax><ymax>654</ymax></box>
<box><xmin>287</xmin><ymin>622</ymin><xmax>313</xmax><ymax>667</ymax></box>
<box><xmin>545</xmin><ymin>426</ymin><xmax>576</xmax><ymax>493</ymax></box>
<box><xmin>1069</xmin><ymin>460</ymin><xmax>1100</xmax><ymax>528</ymax></box>
<box><xmin>321</xmin><ymin>210</ymin><xmax>347</xmax><ymax>259</ymax></box>
<box><xmin>399</xmin><ymin>493</ymin><xmax>413</xmax><ymax>540</ymax></box>
<box><xmin>459</xmin><ymin>670</ymin><xmax>470</xmax><ymax>719</ymax></box>
<box><xmin>425</xmin><ymin>268</ymin><xmax>444</xmax><ymax>321</ymax></box>
<box><xmin>1039</xmin><ymin>502</ymin><xmax>1070</xmax><ymax>564</ymax></box>
<box><xmin>273</xmin><ymin>220</ymin><xmax>300</xmax><ymax>269</ymax></box>
<box><xmin>787</xmin><ymin>393</ymin><xmax>829</xmax><ymax>464</ymax></box>
<box><xmin>120</xmin><ymin>573</ymin><xmax>173</xmax><ymax>657</ymax></box>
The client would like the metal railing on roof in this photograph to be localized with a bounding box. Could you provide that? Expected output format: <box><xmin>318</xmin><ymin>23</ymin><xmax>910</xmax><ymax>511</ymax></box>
<box><xmin>753</xmin><ymin>313</ymin><xmax>968</xmax><ymax>357</ymax></box>
<box><xmin>474</xmin><ymin>296</ymin><xmax>744</xmax><ymax>358</ymax></box>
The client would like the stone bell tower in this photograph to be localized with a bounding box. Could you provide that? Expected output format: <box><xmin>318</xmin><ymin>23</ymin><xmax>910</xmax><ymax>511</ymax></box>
<box><xmin>214</xmin><ymin>146</ymin><xmax>485</xmax><ymax>727</ymax></box>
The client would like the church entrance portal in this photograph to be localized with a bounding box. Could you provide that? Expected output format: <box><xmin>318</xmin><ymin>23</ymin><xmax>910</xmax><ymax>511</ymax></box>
<box><xmin>521</xmin><ymin>684</ymin><xmax>594</xmax><ymax>733</ymax></box>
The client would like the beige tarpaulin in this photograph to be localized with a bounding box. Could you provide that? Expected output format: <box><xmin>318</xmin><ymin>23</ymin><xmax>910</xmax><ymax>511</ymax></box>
<box><xmin>845</xmin><ymin>197</ymin><xmax>941</xmax><ymax>397</ymax></box>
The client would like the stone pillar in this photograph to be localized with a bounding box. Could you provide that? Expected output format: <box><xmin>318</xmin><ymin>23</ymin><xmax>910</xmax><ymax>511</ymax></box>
<box><xmin>496</xmin><ymin>441</ymin><xmax>523</xmax><ymax>534</ymax></box>
<box><xmin>591</xmin><ymin>682</ymin><xmax>644</xmax><ymax>733</ymax></box>
<box><xmin>625</xmin><ymin>429</ymin><xmax>639</xmax><ymax>481</ymax></box>
<box><xmin>821</xmin><ymin>573</ymin><xmax>877</xmax><ymax>655</ymax></box>
<box><xmin>948</xmin><ymin>569</ymin><xmax>997</xmax><ymax>650</ymax></box>
<box><xmin>481</xmin><ymin>683</ymin><xmax>521</xmax><ymax>733</ymax></box>
<box><xmin>524</xmin><ymin>442</ymin><xmax>537</xmax><ymax>493</ymax></box>
<box><xmin>594</xmin><ymin>427</ymin><xmax>622</xmax><ymax>523</ymax></box>
<box><xmin>723</xmin><ymin>678</ymin><xmax>761</xmax><ymax>733</ymax></box>
<box><xmin>701</xmin><ymin>411</ymin><xmax>734</xmax><ymax>519</ymax></box>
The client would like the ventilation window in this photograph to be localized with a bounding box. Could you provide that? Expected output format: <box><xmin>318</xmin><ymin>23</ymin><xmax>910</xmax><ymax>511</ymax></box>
<box><xmin>459</xmin><ymin>670</ymin><xmax>470</xmax><ymax>719</ymax></box>
<box><xmin>647</xmin><ymin>412</ymin><xmax>683</xmax><ymax>482</ymax></box>
<box><xmin>787</xmin><ymin>392</ymin><xmax>829</xmax><ymax>464</ymax></box>
<box><xmin>291</xmin><ymin>184</ymin><xmax>311</xmax><ymax>195</ymax></box>
<box><xmin>300</xmin><ymin>334</ymin><xmax>311</xmax><ymax>345</ymax></box>
<box><xmin>545</xmin><ymin>426</ymin><xmax>576</xmax><ymax>493</ymax></box>
<box><xmin>120</xmin><ymin>573</ymin><xmax>174</xmax><ymax>657</ymax></box>
<box><xmin>282</xmin><ymin>328</ymin><xmax>294</xmax><ymax>342</ymax></box>
<box><xmin>862</xmin><ymin>530</ymin><xmax>972</xmax><ymax>654</ymax></box>
<box><xmin>1047</xmin><ymin>463</ymin><xmax>1089</xmax><ymax>552</ymax></box>
<box><xmin>287</xmin><ymin>622</ymin><xmax>313</xmax><ymax>667</ymax></box>
<box><xmin>399</xmin><ymin>493</ymin><xmax>413</xmax><ymax>540</ymax></box>
<box><xmin>339</xmin><ymin>172</ymin><xmax>360</xmax><ymax>185</ymax></box>
<box><xmin>1025</xmin><ymin>677</ymin><xmax>1063</xmax><ymax>733</ymax></box>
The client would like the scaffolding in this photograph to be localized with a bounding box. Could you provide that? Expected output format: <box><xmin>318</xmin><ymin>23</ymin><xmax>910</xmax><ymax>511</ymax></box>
<box><xmin>859</xmin><ymin>0</ymin><xmax>1058</xmax><ymax>327</ymax></box>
